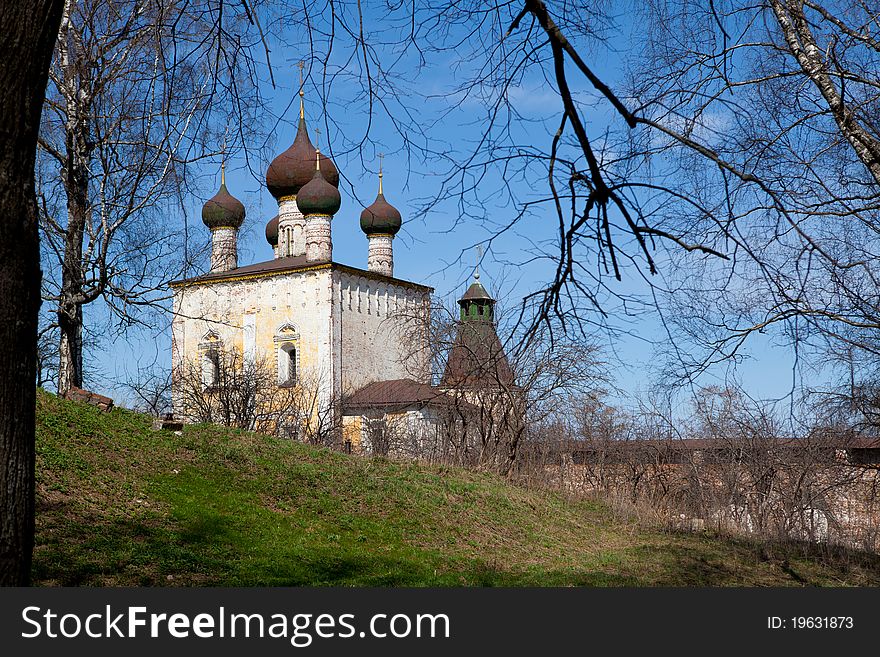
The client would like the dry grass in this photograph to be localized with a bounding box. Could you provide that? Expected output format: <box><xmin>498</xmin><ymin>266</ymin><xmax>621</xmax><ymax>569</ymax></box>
<box><xmin>32</xmin><ymin>390</ymin><xmax>880</xmax><ymax>586</ymax></box>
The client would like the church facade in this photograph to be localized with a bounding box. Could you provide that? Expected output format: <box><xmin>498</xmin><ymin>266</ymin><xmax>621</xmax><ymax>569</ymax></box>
<box><xmin>170</xmin><ymin>91</ymin><xmax>511</xmax><ymax>453</ymax></box>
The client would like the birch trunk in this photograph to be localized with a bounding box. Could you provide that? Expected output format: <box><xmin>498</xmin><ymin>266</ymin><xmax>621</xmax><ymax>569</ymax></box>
<box><xmin>55</xmin><ymin>0</ymin><xmax>89</xmax><ymax>396</ymax></box>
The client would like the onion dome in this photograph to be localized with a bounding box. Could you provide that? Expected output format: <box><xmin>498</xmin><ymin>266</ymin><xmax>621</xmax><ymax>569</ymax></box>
<box><xmin>265</xmin><ymin>215</ymin><xmax>279</xmax><ymax>246</ymax></box>
<box><xmin>202</xmin><ymin>165</ymin><xmax>245</xmax><ymax>229</ymax></box>
<box><xmin>360</xmin><ymin>171</ymin><xmax>402</xmax><ymax>236</ymax></box>
<box><xmin>266</xmin><ymin>92</ymin><xmax>339</xmax><ymax>200</ymax></box>
<box><xmin>297</xmin><ymin>150</ymin><xmax>341</xmax><ymax>216</ymax></box>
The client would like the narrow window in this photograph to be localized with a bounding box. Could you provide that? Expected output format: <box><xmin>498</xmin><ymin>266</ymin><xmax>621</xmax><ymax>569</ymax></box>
<box><xmin>203</xmin><ymin>350</ymin><xmax>220</xmax><ymax>388</ymax></box>
<box><xmin>287</xmin><ymin>347</ymin><xmax>297</xmax><ymax>384</ymax></box>
<box><xmin>279</xmin><ymin>343</ymin><xmax>297</xmax><ymax>386</ymax></box>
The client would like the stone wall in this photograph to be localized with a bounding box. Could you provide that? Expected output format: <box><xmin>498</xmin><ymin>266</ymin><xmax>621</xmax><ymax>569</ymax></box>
<box><xmin>335</xmin><ymin>269</ymin><xmax>431</xmax><ymax>395</ymax></box>
<box><xmin>172</xmin><ymin>266</ymin><xmax>335</xmax><ymax>419</ymax></box>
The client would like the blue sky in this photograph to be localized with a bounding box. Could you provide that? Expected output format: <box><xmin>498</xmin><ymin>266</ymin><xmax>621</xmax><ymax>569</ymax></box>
<box><xmin>87</xmin><ymin>3</ymin><xmax>809</xmax><ymax>410</ymax></box>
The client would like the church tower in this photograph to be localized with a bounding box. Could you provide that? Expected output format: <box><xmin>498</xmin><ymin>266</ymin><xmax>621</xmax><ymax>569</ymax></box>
<box><xmin>360</xmin><ymin>166</ymin><xmax>402</xmax><ymax>277</ymax></box>
<box><xmin>441</xmin><ymin>272</ymin><xmax>514</xmax><ymax>389</ymax></box>
<box><xmin>298</xmin><ymin>149</ymin><xmax>341</xmax><ymax>263</ymax></box>
<box><xmin>201</xmin><ymin>163</ymin><xmax>245</xmax><ymax>273</ymax></box>
<box><xmin>265</xmin><ymin>89</ymin><xmax>339</xmax><ymax>258</ymax></box>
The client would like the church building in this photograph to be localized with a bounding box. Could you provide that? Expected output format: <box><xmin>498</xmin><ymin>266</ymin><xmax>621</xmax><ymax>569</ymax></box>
<box><xmin>170</xmin><ymin>90</ymin><xmax>512</xmax><ymax>453</ymax></box>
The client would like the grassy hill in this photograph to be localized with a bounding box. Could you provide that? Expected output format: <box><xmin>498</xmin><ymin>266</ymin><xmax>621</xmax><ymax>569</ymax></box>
<box><xmin>33</xmin><ymin>390</ymin><xmax>880</xmax><ymax>586</ymax></box>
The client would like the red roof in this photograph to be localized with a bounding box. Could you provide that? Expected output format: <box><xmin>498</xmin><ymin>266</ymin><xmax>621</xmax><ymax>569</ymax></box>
<box><xmin>344</xmin><ymin>379</ymin><xmax>451</xmax><ymax>410</ymax></box>
<box><xmin>171</xmin><ymin>257</ymin><xmax>432</xmax><ymax>291</ymax></box>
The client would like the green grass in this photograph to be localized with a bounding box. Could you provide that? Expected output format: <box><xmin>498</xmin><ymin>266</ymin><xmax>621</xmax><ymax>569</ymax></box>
<box><xmin>33</xmin><ymin>390</ymin><xmax>880</xmax><ymax>586</ymax></box>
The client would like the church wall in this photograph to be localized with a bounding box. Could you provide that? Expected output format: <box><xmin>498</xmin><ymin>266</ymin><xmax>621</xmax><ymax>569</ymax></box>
<box><xmin>334</xmin><ymin>270</ymin><xmax>431</xmax><ymax>394</ymax></box>
<box><xmin>342</xmin><ymin>407</ymin><xmax>447</xmax><ymax>459</ymax></box>
<box><xmin>171</xmin><ymin>267</ymin><xmax>336</xmax><ymax>418</ymax></box>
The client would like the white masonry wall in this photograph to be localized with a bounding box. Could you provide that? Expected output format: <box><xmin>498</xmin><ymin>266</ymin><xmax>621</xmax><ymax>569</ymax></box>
<box><xmin>171</xmin><ymin>264</ymin><xmax>432</xmax><ymax>427</ymax></box>
<box><xmin>334</xmin><ymin>269</ymin><xmax>432</xmax><ymax>395</ymax></box>
<box><xmin>172</xmin><ymin>267</ymin><xmax>336</xmax><ymax>417</ymax></box>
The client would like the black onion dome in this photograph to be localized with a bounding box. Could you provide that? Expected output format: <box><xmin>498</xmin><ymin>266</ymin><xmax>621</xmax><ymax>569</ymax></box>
<box><xmin>265</xmin><ymin>215</ymin><xmax>279</xmax><ymax>246</ymax></box>
<box><xmin>266</xmin><ymin>114</ymin><xmax>339</xmax><ymax>200</ymax></box>
<box><xmin>297</xmin><ymin>163</ymin><xmax>341</xmax><ymax>216</ymax></box>
<box><xmin>360</xmin><ymin>191</ymin><xmax>402</xmax><ymax>236</ymax></box>
<box><xmin>202</xmin><ymin>181</ymin><xmax>245</xmax><ymax>229</ymax></box>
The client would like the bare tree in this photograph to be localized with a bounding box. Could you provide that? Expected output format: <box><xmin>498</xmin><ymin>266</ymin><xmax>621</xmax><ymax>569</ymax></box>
<box><xmin>2</xmin><ymin>0</ymin><xmax>271</xmax><ymax>584</ymax></box>
<box><xmin>267</xmin><ymin>1</ymin><xmax>880</xmax><ymax>399</ymax></box>
<box><xmin>123</xmin><ymin>361</ymin><xmax>172</xmax><ymax>417</ymax></box>
<box><xmin>0</xmin><ymin>0</ymin><xmax>66</xmax><ymax>587</ymax></box>
<box><xmin>173</xmin><ymin>345</ymin><xmax>340</xmax><ymax>443</ymax></box>
<box><xmin>393</xmin><ymin>291</ymin><xmax>606</xmax><ymax>474</ymax></box>
<box><xmin>621</xmin><ymin>1</ymin><xmax>880</xmax><ymax>381</ymax></box>
<box><xmin>38</xmin><ymin>0</ymin><xmax>267</xmax><ymax>395</ymax></box>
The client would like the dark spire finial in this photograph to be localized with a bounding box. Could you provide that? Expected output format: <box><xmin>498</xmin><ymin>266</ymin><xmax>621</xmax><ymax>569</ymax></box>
<box><xmin>297</xmin><ymin>61</ymin><xmax>305</xmax><ymax>119</ymax></box>
<box><xmin>475</xmin><ymin>244</ymin><xmax>482</xmax><ymax>281</ymax></box>
<box><xmin>378</xmin><ymin>152</ymin><xmax>384</xmax><ymax>194</ymax></box>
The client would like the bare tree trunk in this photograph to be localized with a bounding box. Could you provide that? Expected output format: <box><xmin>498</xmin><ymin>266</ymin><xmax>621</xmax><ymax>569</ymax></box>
<box><xmin>57</xmin><ymin>180</ymin><xmax>86</xmax><ymax>394</ymax></box>
<box><xmin>769</xmin><ymin>0</ymin><xmax>880</xmax><ymax>187</ymax></box>
<box><xmin>55</xmin><ymin>0</ymin><xmax>89</xmax><ymax>396</ymax></box>
<box><xmin>57</xmin><ymin>300</ymin><xmax>83</xmax><ymax>394</ymax></box>
<box><xmin>0</xmin><ymin>0</ymin><xmax>65</xmax><ymax>586</ymax></box>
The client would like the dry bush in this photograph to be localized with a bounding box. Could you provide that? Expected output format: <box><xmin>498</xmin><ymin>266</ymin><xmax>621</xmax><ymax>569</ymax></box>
<box><xmin>172</xmin><ymin>345</ymin><xmax>340</xmax><ymax>445</ymax></box>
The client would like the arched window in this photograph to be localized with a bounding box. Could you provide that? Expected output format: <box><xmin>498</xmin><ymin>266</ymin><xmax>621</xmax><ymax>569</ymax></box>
<box><xmin>199</xmin><ymin>331</ymin><xmax>222</xmax><ymax>389</ymax></box>
<box><xmin>274</xmin><ymin>323</ymin><xmax>300</xmax><ymax>386</ymax></box>
<box><xmin>281</xmin><ymin>344</ymin><xmax>297</xmax><ymax>385</ymax></box>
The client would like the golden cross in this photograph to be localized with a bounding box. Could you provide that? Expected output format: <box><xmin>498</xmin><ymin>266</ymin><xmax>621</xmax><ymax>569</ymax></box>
<box><xmin>220</xmin><ymin>133</ymin><xmax>228</xmax><ymax>185</ymax></box>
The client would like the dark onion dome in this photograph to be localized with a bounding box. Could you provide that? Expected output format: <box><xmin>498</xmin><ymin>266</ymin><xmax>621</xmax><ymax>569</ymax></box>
<box><xmin>360</xmin><ymin>173</ymin><xmax>402</xmax><ymax>236</ymax></box>
<box><xmin>296</xmin><ymin>151</ymin><xmax>341</xmax><ymax>216</ymax></box>
<box><xmin>202</xmin><ymin>169</ymin><xmax>245</xmax><ymax>229</ymax></box>
<box><xmin>265</xmin><ymin>215</ymin><xmax>279</xmax><ymax>246</ymax></box>
<box><xmin>266</xmin><ymin>94</ymin><xmax>339</xmax><ymax>200</ymax></box>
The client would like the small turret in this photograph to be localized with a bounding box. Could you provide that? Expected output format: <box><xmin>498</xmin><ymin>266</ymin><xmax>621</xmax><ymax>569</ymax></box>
<box><xmin>457</xmin><ymin>271</ymin><xmax>495</xmax><ymax>322</ymax></box>
<box><xmin>441</xmin><ymin>271</ymin><xmax>514</xmax><ymax>388</ymax></box>
<box><xmin>298</xmin><ymin>149</ymin><xmax>340</xmax><ymax>263</ymax></box>
<box><xmin>202</xmin><ymin>163</ymin><xmax>245</xmax><ymax>272</ymax></box>
<box><xmin>360</xmin><ymin>167</ymin><xmax>401</xmax><ymax>277</ymax></box>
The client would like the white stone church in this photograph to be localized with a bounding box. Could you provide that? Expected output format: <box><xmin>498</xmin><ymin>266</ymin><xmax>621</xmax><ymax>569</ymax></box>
<box><xmin>170</xmin><ymin>91</ymin><xmax>511</xmax><ymax>451</ymax></box>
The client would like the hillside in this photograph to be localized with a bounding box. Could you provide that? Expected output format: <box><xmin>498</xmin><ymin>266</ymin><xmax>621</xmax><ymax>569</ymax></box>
<box><xmin>33</xmin><ymin>391</ymin><xmax>880</xmax><ymax>586</ymax></box>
